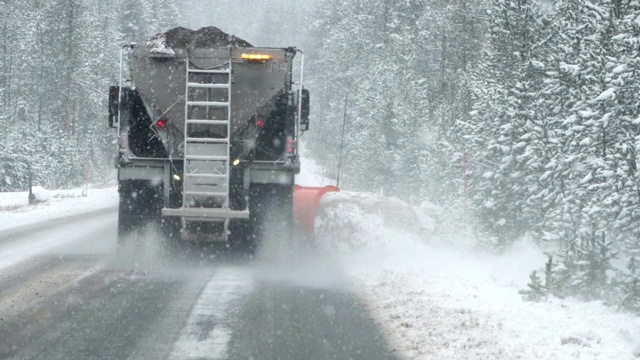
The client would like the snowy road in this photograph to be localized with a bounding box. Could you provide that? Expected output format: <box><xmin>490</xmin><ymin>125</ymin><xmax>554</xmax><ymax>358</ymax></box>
<box><xmin>0</xmin><ymin>208</ymin><xmax>398</xmax><ymax>360</ymax></box>
<box><xmin>2</xmin><ymin>180</ymin><xmax>639</xmax><ymax>359</ymax></box>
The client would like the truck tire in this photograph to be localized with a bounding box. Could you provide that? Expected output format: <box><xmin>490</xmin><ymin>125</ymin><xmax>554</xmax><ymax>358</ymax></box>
<box><xmin>117</xmin><ymin>180</ymin><xmax>163</xmax><ymax>247</ymax></box>
<box><xmin>161</xmin><ymin>217</ymin><xmax>181</xmax><ymax>241</ymax></box>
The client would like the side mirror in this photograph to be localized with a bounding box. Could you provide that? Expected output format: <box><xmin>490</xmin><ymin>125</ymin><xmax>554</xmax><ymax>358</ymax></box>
<box><xmin>108</xmin><ymin>86</ymin><xmax>120</xmax><ymax>128</ymax></box>
<box><xmin>300</xmin><ymin>88</ymin><xmax>310</xmax><ymax>131</ymax></box>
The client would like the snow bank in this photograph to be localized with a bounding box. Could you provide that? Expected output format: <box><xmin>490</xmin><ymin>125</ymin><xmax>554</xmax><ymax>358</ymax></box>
<box><xmin>31</xmin><ymin>186</ymin><xmax>51</xmax><ymax>203</ymax></box>
<box><xmin>0</xmin><ymin>185</ymin><xmax>118</xmax><ymax>232</ymax></box>
<box><xmin>314</xmin><ymin>191</ymin><xmax>640</xmax><ymax>360</ymax></box>
<box><xmin>295</xmin><ymin>144</ymin><xmax>335</xmax><ymax>187</ymax></box>
<box><xmin>315</xmin><ymin>191</ymin><xmax>434</xmax><ymax>252</ymax></box>
<box><xmin>352</xmin><ymin>250</ymin><xmax>640</xmax><ymax>359</ymax></box>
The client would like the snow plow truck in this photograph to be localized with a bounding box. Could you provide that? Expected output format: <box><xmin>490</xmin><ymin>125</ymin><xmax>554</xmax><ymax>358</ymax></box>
<box><xmin>108</xmin><ymin>27</ymin><xmax>332</xmax><ymax>248</ymax></box>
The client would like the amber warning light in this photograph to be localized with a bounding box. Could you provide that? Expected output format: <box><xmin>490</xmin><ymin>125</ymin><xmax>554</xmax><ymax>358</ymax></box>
<box><xmin>241</xmin><ymin>53</ymin><xmax>272</xmax><ymax>61</ymax></box>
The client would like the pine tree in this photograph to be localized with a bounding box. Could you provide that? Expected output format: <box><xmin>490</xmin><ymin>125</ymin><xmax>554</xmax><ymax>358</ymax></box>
<box><xmin>520</xmin><ymin>270</ymin><xmax>547</xmax><ymax>302</ymax></box>
<box><xmin>150</xmin><ymin>0</ymin><xmax>181</xmax><ymax>35</ymax></box>
<box><xmin>521</xmin><ymin>256</ymin><xmax>560</xmax><ymax>301</ymax></box>
<box><xmin>618</xmin><ymin>257</ymin><xmax>640</xmax><ymax>313</ymax></box>
<box><xmin>0</xmin><ymin>0</ymin><xmax>134</xmax><ymax>190</ymax></box>
<box><xmin>119</xmin><ymin>0</ymin><xmax>153</xmax><ymax>43</ymax></box>
<box><xmin>569</xmin><ymin>228</ymin><xmax>617</xmax><ymax>301</ymax></box>
<box><xmin>307</xmin><ymin>0</ymin><xmax>487</xmax><ymax>205</ymax></box>
<box><xmin>555</xmin><ymin>238</ymin><xmax>578</xmax><ymax>298</ymax></box>
<box><xmin>467</xmin><ymin>0</ymin><xmax>556</xmax><ymax>247</ymax></box>
<box><xmin>543</xmin><ymin>255</ymin><xmax>557</xmax><ymax>297</ymax></box>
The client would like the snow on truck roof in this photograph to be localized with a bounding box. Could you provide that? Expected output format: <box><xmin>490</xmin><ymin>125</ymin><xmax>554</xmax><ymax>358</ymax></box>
<box><xmin>141</xmin><ymin>27</ymin><xmax>253</xmax><ymax>56</ymax></box>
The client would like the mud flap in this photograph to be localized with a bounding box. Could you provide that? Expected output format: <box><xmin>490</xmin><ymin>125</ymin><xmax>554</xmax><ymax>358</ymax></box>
<box><xmin>229</xmin><ymin>184</ymin><xmax>294</xmax><ymax>253</ymax></box>
<box><xmin>117</xmin><ymin>180</ymin><xmax>163</xmax><ymax>247</ymax></box>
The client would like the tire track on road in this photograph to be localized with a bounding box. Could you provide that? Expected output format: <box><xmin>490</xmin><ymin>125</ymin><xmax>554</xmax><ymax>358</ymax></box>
<box><xmin>0</xmin><ymin>256</ymin><xmax>104</xmax><ymax>325</ymax></box>
<box><xmin>0</xmin><ymin>207</ymin><xmax>117</xmax><ymax>243</ymax></box>
<box><xmin>0</xmin><ymin>214</ymin><xmax>116</xmax><ymax>271</ymax></box>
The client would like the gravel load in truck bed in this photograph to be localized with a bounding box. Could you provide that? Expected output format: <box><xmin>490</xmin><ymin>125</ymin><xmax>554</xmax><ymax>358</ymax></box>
<box><xmin>143</xmin><ymin>26</ymin><xmax>253</xmax><ymax>55</ymax></box>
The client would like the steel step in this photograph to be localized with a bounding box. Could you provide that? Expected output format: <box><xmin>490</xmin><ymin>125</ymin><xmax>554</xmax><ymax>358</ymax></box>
<box><xmin>184</xmin><ymin>174</ymin><xmax>228</xmax><ymax>179</ymax></box>
<box><xmin>162</xmin><ymin>207</ymin><xmax>249</xmax><ymax>219</ymax></box>
<box><xmin>187</xmin><ymin>83</ymin><xmax>229</xmax><ymax>89</ymax></box>
<box><xmin>186</xmin><ymin>120</ymin><xmax>229</xmax><ymax>125</ymax></box>
<box><xmin>185</xmin><ymin>155</ymin><xmax>228</xmax><ymax>161</ymax></box>
<box><xmin>183</xmin><ymin>191</ymin><xmax>228</xmax><ymax>197</ymax></box>
<box><xmin>188</xmin><ymin>69</ymin><xmax>230</xmax><ymax>74</ymax></box>
<box><xmin>186</xmin><ymin>137</ymin><xmax>229</xmax><ymax>144</ymax></box>
<box><xmin>187</xmin><ymin>101</ymin><xmax>229</xmax><ymax>107</ymax></box>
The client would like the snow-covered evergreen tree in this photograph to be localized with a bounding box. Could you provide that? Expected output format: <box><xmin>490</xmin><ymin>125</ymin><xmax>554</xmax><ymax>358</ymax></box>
<box><xmin>466</xmin><ymin>0</ymin><xmax>556</xmax><ymax>247</ymax></box>
<box><xmin>0</xmin><ymin>0</ymin><xmax>174</xmax><ymax>191</ymax></box>
<box><xmin>308</xmin><ymin>0</ymin><xmax>487</xmax><ymax>203</ymax></box>
<box><xmin>520</xmin><ymin>270</ymin><xmax>546</xmax><ymax>302</ymax></box>
<box><xmin>618</xmin><ymin>257</ymin><xmax>640</xmax><ymax>313</ymax></box>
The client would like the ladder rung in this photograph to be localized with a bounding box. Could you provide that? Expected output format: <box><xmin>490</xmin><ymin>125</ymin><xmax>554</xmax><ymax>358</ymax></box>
<box><xmin>186</xmin><ymin>137</ymin><xmax>229</xmax><ymax>144</ymax></box>
<box><xmin>188</xmin><ymin>69</ymin><xmax>230</xmax><ymax>74</ymax></box>
<box><xmin>184</xmin><ymin>191</ymin><xmax>228</xmax><ymax>197</ymax></box>
<box><xmin>187</xmin><ymin>101</ymin><xmax>230</xmax><ymax>107</ymax></box>
<box><xmin>186</xmin><ymin>155</ymin><xmax>228</xmax><ymax>161</ymax></box>
<box><xmin>186</xmin><ymin>120</ymin><xmax>229</xmax><ymax>125</ymax></box>
<box><xmin>187</xmin><ymin>82</ymin><xmax>229</xmax><ymax>89</ymax></box>
<box><xmin>185</xmin><ymin>184</ymin><xmax>227</xmax><ymax>190</ymax></box>
<box><xmin>185</xmin><ymin>174</ymin><xmax>228</xmax><ymax>179</ymax></box>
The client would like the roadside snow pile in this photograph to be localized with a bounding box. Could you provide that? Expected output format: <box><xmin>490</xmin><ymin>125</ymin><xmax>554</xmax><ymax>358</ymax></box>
<box><xmin>31</xmin><ymin>186</ymin><xmax>51</xmax><ymax>203</ymax></box>
<box><xmin>0</xmin><ymin>186</ymin><xmax>118</xmax><ymax>232</ymax></box>
<box><xmin>315</xmin><ymin>191</ymin><xmax>434</xmax><ymax>251</ymax></box>
<box><xmin>349</xmin><ymin>241</ymin><xmax>640</xmax><ymax>359</ymax></box>
<box><xmin>314</xmin><ymin>192</ymin><xmax>640</xmax><ymax>359</ymax></box>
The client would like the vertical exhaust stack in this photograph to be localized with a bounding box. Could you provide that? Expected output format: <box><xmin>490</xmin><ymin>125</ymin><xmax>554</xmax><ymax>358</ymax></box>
<box><xmin>293</xmin><ymin>185</ymin><xmax>340</xmax><ymax>236</ymax></box>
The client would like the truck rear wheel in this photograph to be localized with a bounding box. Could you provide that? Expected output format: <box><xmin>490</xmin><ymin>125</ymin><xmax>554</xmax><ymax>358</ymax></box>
<box><xmin>117</xmin><ymin>180</ymin><xmax>163</xmax><ymax>247</ymax></box>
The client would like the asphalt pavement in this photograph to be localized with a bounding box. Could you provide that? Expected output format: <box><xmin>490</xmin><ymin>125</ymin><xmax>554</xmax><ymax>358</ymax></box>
<box><xmin>0</xmin><ymin>209</ymin><xmax>401</xmax><ymax>360</ymax></box>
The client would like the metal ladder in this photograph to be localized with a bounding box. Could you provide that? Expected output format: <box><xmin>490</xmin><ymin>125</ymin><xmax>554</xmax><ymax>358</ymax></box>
<box><xmin>182</xmin><ymin>57</ymin><xmax>233</xmax><ymax>214</ymax></box>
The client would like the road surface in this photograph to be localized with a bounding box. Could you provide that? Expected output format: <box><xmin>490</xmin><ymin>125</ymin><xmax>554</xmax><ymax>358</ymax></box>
<box><xmin>0</xmin><ymin>208</ymin><xmax>400</xmax><ymax>360</ymax></box>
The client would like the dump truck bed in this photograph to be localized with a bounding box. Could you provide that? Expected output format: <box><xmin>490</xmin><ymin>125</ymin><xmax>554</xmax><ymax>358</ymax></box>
<box><xmin>127</xmin><ymin>27</ymin><xmax>296</xmax><ymax>148</ymax></box>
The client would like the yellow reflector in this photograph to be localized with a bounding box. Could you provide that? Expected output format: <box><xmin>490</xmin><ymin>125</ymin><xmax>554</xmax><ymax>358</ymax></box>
<box><xmin>233</xmin><ymin>159</ymin><xmax>241</xmax><ymax>166</ymax></box>
<box><xmin>241</xmin><ymin>53</ymin><xmax>272</xmax><ymax>61</ymax></box>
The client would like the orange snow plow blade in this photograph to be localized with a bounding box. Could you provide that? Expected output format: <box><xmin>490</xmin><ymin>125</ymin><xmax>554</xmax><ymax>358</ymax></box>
<box><xmin>293</xmin><ymin>185</ymin><xmax>340</xmax><ymax>235</ymax></box>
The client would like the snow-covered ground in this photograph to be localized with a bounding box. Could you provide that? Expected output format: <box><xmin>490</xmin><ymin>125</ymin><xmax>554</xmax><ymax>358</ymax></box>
<box><xmin>314</xmin><ymin>190</ymin><xmax>640</xmax><ymax>360</ymax></box>
<box><xmin>0</xmin><ymin>185</ymin><xmax>118</xmax><ymax>232</ymax></box>
<box><xmin>294</xmin><ymin>146</ymin><xmax>640</xmax><ymax>359</ymax></box>
<box><xmin>295</xmin><ymin>148</ymin><xmax>336</xmax><ymax>188</ymax></box>
<box><xmin>3</xmin><ymin>151</ymin><xmax>639</xmax><ymax>359</ymax></box>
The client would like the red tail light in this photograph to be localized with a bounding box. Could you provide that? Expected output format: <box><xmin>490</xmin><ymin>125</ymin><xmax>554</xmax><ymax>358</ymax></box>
<box><xmin>120</xmin><ymin>134</ymin><xmax>127</xmax><ymax>150</ymax></box>
<box><xmin>256</xmin><ymin>118</ymin><xmax>265</xmax><ymax>129</ymax></box>
<box><xmin>155</xmin><ymin>119</ymin><xmax>167</xmax><ymax>128</ymax></box>
<box><xmin>287</xmin><ymin>136</ymin><xmax>294</xmax><ymax>154</ymax></box>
